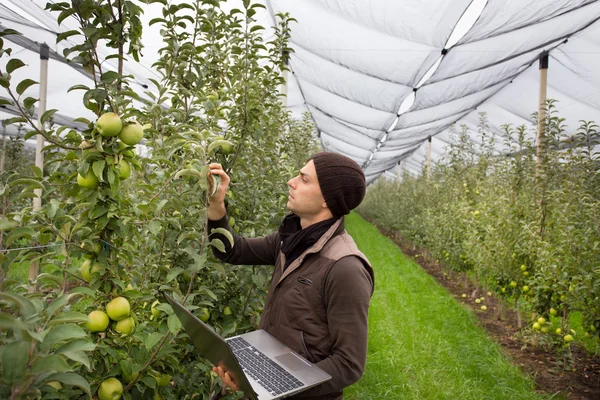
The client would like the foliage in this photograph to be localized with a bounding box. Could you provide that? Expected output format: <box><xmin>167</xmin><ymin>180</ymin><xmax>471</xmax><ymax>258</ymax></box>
<box><xmin>359</xmin><ymin>104</ymin><xmax>600</xmax><ymax>356</ymax></box>
<box><xmin>0</xmin><ymin>1</ymin><xmax>318</xmax><ymax>399</ymax></box>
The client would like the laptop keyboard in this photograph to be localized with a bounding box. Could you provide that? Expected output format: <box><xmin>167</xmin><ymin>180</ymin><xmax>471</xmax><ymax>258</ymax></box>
<box><xmin>227</xmin><ymin>336</ymin><xmax>305</xmax><ymax>396</ymax></box>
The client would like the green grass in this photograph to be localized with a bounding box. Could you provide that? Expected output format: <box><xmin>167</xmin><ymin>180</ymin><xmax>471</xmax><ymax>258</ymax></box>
<box><xmin>344</xmin><ymin>212</ymin><xmax>547</xmax><ymax>400</ymax></box>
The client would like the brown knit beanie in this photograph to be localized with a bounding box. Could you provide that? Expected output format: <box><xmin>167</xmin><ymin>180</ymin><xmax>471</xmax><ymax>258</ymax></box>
<box><xmin>310</xmin><ymin>152</ymin><xmax>367</xmax><ymax>217</ymax></box>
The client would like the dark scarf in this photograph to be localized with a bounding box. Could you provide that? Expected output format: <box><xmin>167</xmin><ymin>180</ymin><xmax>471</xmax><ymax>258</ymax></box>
<box><xmin>278</xmin><ymin>214</ymin><xmax>337</xmax><ymax>269</ymax></box>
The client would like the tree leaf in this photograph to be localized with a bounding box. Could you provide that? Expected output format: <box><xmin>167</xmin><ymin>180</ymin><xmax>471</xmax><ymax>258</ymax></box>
<box><xmin>70</xmin><ymin>287</ymin><xmax>96</xmax><ymax>298</ymax></box>
<box><xmin>2</xmin><ymin>341</ymin><xmax>29</xmax><ymax>385</ymax></box>
<box><xmin>55</xmin><ymin>338</ymin><xmax>96</xmax><ymax>354</ymax></box>
<box><xmin>6</xmin><ymin>59</ymin><xmax>25</xmax><ymax>74</ymax></box>
<box><xmin>62</xmin><ymin>350</ymin><xmax>91</xmax><ymax>370</ymax></box>
<box><xmin>210</xmin><ymin>174</ymin><xmax>221</xmax><ymax>196</ymax></box>
<box><xmin>165</xmin><ymin>267</ymin><xmax>184</xmax><ymax>283</ymax></box>
<box><xmin>0</xmin><ymin>313</ymin><xmax>27</xmax><ymax>331</ymax></box>
<box><xmin>10</xmin><ymin>178</ymin><xmax>44</xmax><ymax>190</ymax></box>
<box><xmin>210</xmin><ymin>227</ymin><xmax>234</xmax><ymax>248</ymax></box>
<box><xmin>0</xmin><ymin>217</ymin><xmax>18</xmax><ymax>230</ymax></box>
<box><xmin>16</xmin><ymin>78</ymin><xmax>38</xmax><ymax>95</ymax></box>
<box><xmin>48</xmin><ymin>311</ymin><xmax>89</xmax><ymax>325</ymax></box>
<box><xmin>92</xmin><ymin>159</ymin><xmax>105</xmax><ymax>182</ymax></box>
<box><xmin>30</xmin><ymin>354</ymin><xmax>71</xmax><ymax>374</ymax></box>
<box><xmin>41</xmin><ymin>109</ymin><xmax>59</xmax><ymax>125</ymax></box>
<box><xmin>46</xmin><ymin>372</ymin><xmax>91</xmax><ymax>397</ymax></box>
<box><xmin>100</xmin><ymin>71</ymin><xmax>120</xmax><ymax>84</ymax></box>
<box><xmin>209</xmin><ymin>238</ymin><xmax>225</xmax><ymax>253</ymax></box>
<box><xmin>0</xmin><ymin>292</ymin><xmax>36</xmax><ymax>316</ymax></box>
<box><xmin>67</xmin><ymin>84</ymin><xmax>90</xmax><ymax>93</ymax></box>
<box><xmin>145</xmin><ymin>332</ymin><xmax>163</xmax><ymax>351</ymax></box>
<box><xmin>46</xmin><ymin>293</ymin><xmax>78</xmax><ymax>319</ymax></box>
<box><xmin>42</xmin><ymin>324</ymin><xmax>87</xmax><ymax>351</ymax></box>
<box><xmin>56</xmin><ymin>29</ymin><xmax>79</xmax><ymax>43</ymax></box>
<box><xmin>167</xmin><ymin>314</ymin><xmax>182</xmax><ymax>334</ymax></box>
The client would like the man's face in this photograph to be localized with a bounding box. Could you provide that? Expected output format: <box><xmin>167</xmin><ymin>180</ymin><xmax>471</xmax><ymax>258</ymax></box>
<box><xmin>286</xmin><ymin>160</ymin><xmax>327</xmax><ymax>219</ymax></box>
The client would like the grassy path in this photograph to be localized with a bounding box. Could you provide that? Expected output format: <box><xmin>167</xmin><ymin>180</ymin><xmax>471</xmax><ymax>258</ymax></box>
<box><xmin>344</xmin><ymin>212</ymin><xmax>546</xmax><ymax>400</ymax></box>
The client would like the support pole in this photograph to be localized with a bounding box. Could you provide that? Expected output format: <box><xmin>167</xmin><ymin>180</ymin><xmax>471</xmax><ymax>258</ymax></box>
<box><xmin>29</xmin><ymin>43</ymin><xmax>49</xmax><ymax>292</ymax></box>
<box><xmin>535</xmin><ymin>51</ymin><xmax>549</xmax><ymax>178</ymax></box>
<box><xmin>427</xmin><ymin>136</ymin><xmax>432</xmax><ymax>178</ymax></box>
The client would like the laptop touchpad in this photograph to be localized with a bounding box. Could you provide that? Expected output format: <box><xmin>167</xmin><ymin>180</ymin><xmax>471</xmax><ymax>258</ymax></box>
<box><xmin>276</xmin><ymin>353</ymin><xmax>311</xmax><ymax>371</ymax></box>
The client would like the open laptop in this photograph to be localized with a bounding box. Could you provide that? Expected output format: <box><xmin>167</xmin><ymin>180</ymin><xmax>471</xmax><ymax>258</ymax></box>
<box><xmin>164</xmin><ymin>294</ymin><xmax>331</xmax><ymax>399</ymax></box>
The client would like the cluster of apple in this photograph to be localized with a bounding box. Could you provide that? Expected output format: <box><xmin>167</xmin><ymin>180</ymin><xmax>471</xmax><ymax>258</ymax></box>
<box><xmin>461</xmin><ymin>292</ymin><xmax>490</xmax><ymax>311</ymax></box>
<box><xmin>77</xmin><ymin>112</ymin><xmax>145</xmax><ymax>189</ymax></box>
<box><xmin>87</xmin><ymin>296</ymin><xmax>134</xmax><ymax>335</ymax></box>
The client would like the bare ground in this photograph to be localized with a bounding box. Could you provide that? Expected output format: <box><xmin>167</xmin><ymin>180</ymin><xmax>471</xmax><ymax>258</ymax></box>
<box><xmin>376</xmin><ymin>225</ymin><xmax>600</xmax><ymax>400</ymax></box>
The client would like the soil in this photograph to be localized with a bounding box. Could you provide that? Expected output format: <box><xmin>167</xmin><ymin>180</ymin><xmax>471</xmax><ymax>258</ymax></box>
<box><xmin>376</xmin><ymin>226</ymin><xmax>600</xmax><ymax>400</ymax></box>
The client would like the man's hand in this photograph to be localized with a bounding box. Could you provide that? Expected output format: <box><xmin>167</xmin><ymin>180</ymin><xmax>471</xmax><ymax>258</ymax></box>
<box><xmin>207</xmin><ymin>163</ymin><xmax>231</xmax><ymax>221</ymax></box>
<box><xmin>212</xmin><ymin>365</ymin><xmax>240</xmax><ymax>392</ymax></box>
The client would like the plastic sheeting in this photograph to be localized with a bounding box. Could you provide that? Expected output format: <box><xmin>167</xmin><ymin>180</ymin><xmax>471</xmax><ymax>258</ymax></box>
<box><xmin>2</xmin><ymin>1</ymin><xmax>600</xmax><ymax>183</ymax></box>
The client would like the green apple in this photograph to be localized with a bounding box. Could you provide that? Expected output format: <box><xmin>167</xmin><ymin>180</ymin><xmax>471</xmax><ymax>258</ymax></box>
<box><xmin>81</xmin><ymin>259</ymin><xmax>101</xmax><ymax>282</ymax></box>
<box><xmin>223</xmin><ymin>306</ymin><xmax>232</xmax><ymax>316</ymax></box>
<box><xmin>46</xmin><ymin>381</ymin><xmax>62</xmax><ymax>390</ymax></box>
<box><xmin>541</xmin><ymin>327</ymin><xmax>550</xmax><ymax>333</ymax></box>
<box><xmin>480</xmin><ymin>305</ymin><xmax>487</xmax><ymax>311</ymax></box>
<box><xmin>119</xmin><ymin>121</ymin><xmax>144</xmax><ymax>145</ymax></box>
<box><xmin>77</xmin><ymin>170</ymin><xmax>99</xmax><ymax>189</ymax></box>
<box><xmin>475</xmin><ymin>299</ymin><xmax>481</xmax><ymax>304</ymax></box>
<box><xmin>520</xmin><ymin>264</ymin><xmax>527</xmax><ymax>271</ymax></box>
<box><xmin>532</xmin><ymin>322</ymin><xmax>541</xmax><ymax>330</ymax></box>
<box><xmin>106</xmin><ymin>297</ymin><xmax>131</xmax><ymax>321</ymax></box>
<box><xmin>118</xmin><ymin>141</ymin><xmax>135</xmax><ymax>158</ymax></box>
<box><xmin>563</xmin><ymin>334</ymin><xmax>574</xmax><ymax>343</ymax></box>
<box><xmin>461</xmin><ymin>294</ymin><xmax>467</xmax><ymax>298</ymax></box>
<box><xmin>87</xmin><ymin>310</ymin><xmax>109</xmax><ymax>332</ymax></box>
<box><xmin>537</xmin><ymin>317</ymin><xmax>546</xmax><ymax>325</ymax></box>
<box><xmin>97</xmin><ymin>113</ymin><xmax>123</xmax><ymax>137</ymax></box>
<box><xmin>521</xmin><ymin>285</ymin><xmax>530</xmax><ymax>293</ymax></box>
<box><xmin>509</xmin><ymin>281</ymin><xmax>517</xmax><ymax>288</ymax></box>
<box><xmin>122</xmin><ymin>370</ymin><xmax>139</xmax><ymax>383</ymax></box>
<box><xmin>98</xmin><ymin>377</ymin><xmax>123</xmax><ymax>400</ymax></box>
<box><xmin>151</xmin><ymin>372</ymin><xmax>171</xmax><ymax>387</ymax></box>
<box><xmin>198</xmin><ymin>307</ymin><xmax>210</xmax><ymax>322</ymax></box>
<box><xmin>549</xmin><ymin>308</ymin><xmax>558</xmax><ymax>316</ymax></box>
<box><xmin>151</xmin><ymin>301</ymin><xmax>162</xmax><ymax>318</ymax></box>
<box><xmin>556</xmin><ymin>328</ymin><xmax>562</xmax><ymax>335</ymax></box>
<box><xmin>114</xmin><ymin>317</ymin><xmax>135</xmax><ymax>335</ymax></box>
<box><xmin>119</xmin><ymin>159</ymin><xmax>131</xmax><ymax>179</ymax></box>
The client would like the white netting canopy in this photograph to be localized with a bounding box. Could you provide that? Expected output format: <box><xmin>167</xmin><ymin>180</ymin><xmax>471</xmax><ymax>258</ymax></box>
<box><xmin>2</xmin><ymin>0</ymin><xmax>600</xmax><ymax>183</ymax></box>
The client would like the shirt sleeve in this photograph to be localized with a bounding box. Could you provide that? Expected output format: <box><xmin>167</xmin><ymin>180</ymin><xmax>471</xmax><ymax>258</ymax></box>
<box><xmin>207</xmin><ymin>214</ymin><xmax>280</xmax><ymax>266</ymax></box>
<box><xmin>301</xmin><ymin>255</ymin><xmax>374</xmax><ymax>397</ymax></box>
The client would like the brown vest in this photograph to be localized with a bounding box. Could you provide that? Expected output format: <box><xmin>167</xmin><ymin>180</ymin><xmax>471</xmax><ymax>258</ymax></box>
<box><xmin>258</xmin><ymin>218</ymin><xmax>373</xmax><ymax>372</ymax></box>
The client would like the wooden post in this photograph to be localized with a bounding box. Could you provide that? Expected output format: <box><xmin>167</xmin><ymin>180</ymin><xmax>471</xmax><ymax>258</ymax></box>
<box><xmin>29</xmin><ymin>43</ymin><xmax>49</xmax><ymax>293</ymax></box>
<box><xmin>427</xmin><ymin>136</ymin><xmax>432</xmax><ymax>178</ymax></box>
<box><xmin>535</xmin><ymin>52</ymin><xmax>549</xmax><ymax>178</ymax></box>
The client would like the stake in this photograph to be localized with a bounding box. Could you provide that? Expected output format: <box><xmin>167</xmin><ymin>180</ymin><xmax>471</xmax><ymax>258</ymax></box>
<box><xmin>29</xmin><ymin>43</ymin><xmax>49</xmax><ymax>293</ymax></box>
<box><xmin>535</xmin><ymin>51</ymin><xmax>549</xmax><ymax>179</ymax></box>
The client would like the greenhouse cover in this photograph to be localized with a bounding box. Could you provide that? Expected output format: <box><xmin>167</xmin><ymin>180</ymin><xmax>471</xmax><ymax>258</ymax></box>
<box><xmin>2</xmin><ymin>0</ymin><xmax>600</xmax><ymax>183</ymax></box>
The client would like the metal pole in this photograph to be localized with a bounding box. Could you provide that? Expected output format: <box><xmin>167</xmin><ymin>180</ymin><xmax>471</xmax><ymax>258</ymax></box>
<box><xmin>29</xmin><ymin>43</ymin><xmax>49</xmax><ymax>292</ymax></box>
<box><xmin>33</xmin><ymin>44</ymin><xmax>49</xmax><ymax>210</ymax></box>
<box><xmin>535</xmin><ymin>51</ymin><xmax>549</xmax><ymax>178</ymax></box>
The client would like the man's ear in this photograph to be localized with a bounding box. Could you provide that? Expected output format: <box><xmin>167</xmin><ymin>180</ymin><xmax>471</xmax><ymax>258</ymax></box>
<box><xmin>322</xmin><ymin>200</ymin><xmax>328</xmax><ymax>209</ymax></box>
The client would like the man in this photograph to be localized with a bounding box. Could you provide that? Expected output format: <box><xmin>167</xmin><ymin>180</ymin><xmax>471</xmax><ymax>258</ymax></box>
<box><xmin>207</xmin><ymin>152</ymin><xmax>374</xmax><ymax>400</ymax></box>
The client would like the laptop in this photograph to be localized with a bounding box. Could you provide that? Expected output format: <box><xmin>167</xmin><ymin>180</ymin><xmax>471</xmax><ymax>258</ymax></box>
<box><xmin>164</xmin><ymin>294</ymin><xmax>331</xmax><ymax>399</ymax></box>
